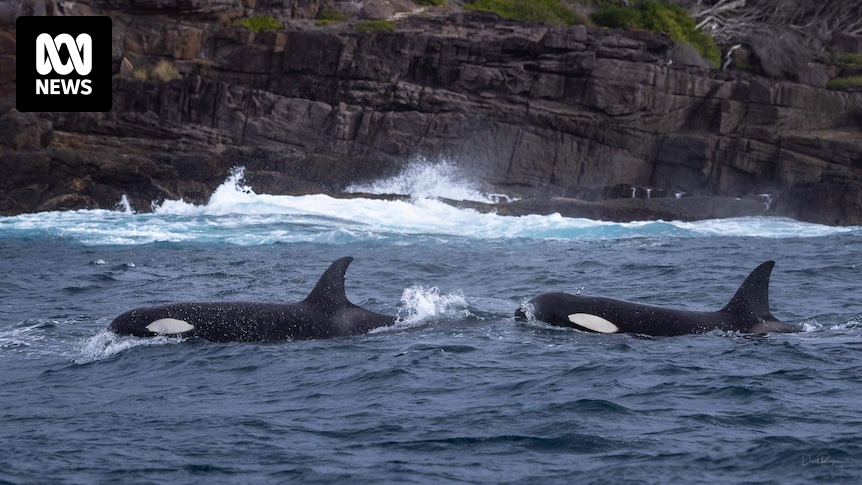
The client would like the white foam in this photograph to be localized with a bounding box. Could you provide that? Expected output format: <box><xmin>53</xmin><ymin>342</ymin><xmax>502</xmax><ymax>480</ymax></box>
<box><xmin>390</xmin><ymin>286</ymin><xmax>472</xmax><ymax>328</ymax></box>
<box><xmin>0</xmin><ymin>321</ymin><xmax>50</xmax><ymax>349</ymax></box>
<box><xmin>154</xmin><ymin>167</ymin><xmax>257</xmax><ymax>216</ymax></box>
<box><xmin>675</xmin><ymin>217</ymin><xmax>857</xmax><ymax>238</ymax></box>
<box><xmin>346</xmin><ymin>157</ymin><xmax>493</xmax><ymax>203</ymax></box>
<box><xmin>517</xmin><ymin>302</ymin><xmax>536</xmax><ymax>321</ymax></box>
<box><xmin>799</xmin><ymin>318</ymin><xmax>823</xmax><ymax>332</ymax></box>
<box><xmin>830</xmin><ymin>317</ymin><xmax>862</xmax><ymax>331</ymax></box>
<box><xmin>1</xmin><ymin>167</ymin><xmax>859</xmax><ymax>245</ymax></box>
<box><xmin>75</xmin><ymin>330</ymin><xmax>185</xmax><ymax>363</ymax></box>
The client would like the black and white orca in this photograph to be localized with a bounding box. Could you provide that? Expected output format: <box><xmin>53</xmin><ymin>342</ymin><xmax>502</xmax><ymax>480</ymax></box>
<box><xmin>108</xmin><ymin>257</ymin><xmax>395</xmax><ymax>342</ymax></box>
<box><xmin>515</xmin><ymin>261</ymin><xmax>800</xmax><ymax>336</ymax></box>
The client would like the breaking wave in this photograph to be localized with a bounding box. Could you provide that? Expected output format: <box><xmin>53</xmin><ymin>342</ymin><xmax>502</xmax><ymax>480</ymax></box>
<box><xmin>0</xmin><ymin>167</ymin><xmax>858</xmax><ymax>246</ymax></box>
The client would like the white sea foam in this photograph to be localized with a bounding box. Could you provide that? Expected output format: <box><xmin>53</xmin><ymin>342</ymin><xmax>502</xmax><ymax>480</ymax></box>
<box><xmin>0</xmin><ymin>167</ymin><xmax>859</xmax><ymax>245</ymax></box>
<box><xmin>0</xmin><ymin>321</ymin><xmax>51</xmax><ymax>350</ymax></box>
<box><xmin>346</xmin><ymin>157</ymin><xmax>493</xmax><ymax>203</ymax></box>
<box><xmin>674</xmin><ymin>217</ymin><xmax>857</xmax><ymax>238</ymax></box>
<box><xmin>75</xmin><ymin>330</ymin><xmax>185</xmax><ymax>363</ymax></box>
<box><xmin>389</xmin><ymin>286</ymin><xmax>472</xmax><ymax>328</ymax></box>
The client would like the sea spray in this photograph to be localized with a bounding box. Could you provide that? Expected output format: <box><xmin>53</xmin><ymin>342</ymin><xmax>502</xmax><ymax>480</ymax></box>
<box><xmin>1</xmin><ymin>169</ymin><xmax>859</xmax><ymax>245</ymax></box>
<box><xmin>392</xmin><ymin>286</ymin><xmax>473</xmax><ymax>327</ymax></box>
<box><xmin>346</xmin><ymin>157</ymin><xmax>494</xmax><ymax>203</ymax></box>
<box><xmin>0</xmin><ymin>320</ymin><xmax>52</xmax><ymax>350</ymax></box>
<box><xmin>75</xmin><ymin>330</ymin><xmax>185</xmax><ymax>363</ymax></box>
<box><xmin>116</xmin><ymin>194</ymin><xmax>134</xmax><ymax>214</ymax></box>
<box><xmin>154</xmin><ymin>167</ymin><xmax>255</xmax><ymax>216</ymax></box>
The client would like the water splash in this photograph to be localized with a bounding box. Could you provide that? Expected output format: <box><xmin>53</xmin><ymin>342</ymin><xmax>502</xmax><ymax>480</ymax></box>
<box><xmin>799</xmin><ymin>318</ymin><xmax>822</xmax><ymax>332</ymax></box>
<box><xmin>516</xmin><ymin>301</ymin><xmax>536</xmax><ymax>321</ymax></box>
<box><xmin>116</xmin><ymin>194</ymin><xmax>134</xmax><ymax>214</ymax></box>
<box><xmin>833</xmin><ymin>314</ymin><xmax>862</xmax><ymax>330</ymax></box>
<box><xmin>392</xmin><ymin>286</ymin><xmax>473</xmax><ymax>327</ymax></box>
<box><xmin>154</xmin><ymin>166</ymin><xmax>254</xmax><ymax>216</ymax></box>
<box><xmin>0</xmin><ymin>168</ymin><xmax>859</xmax><ymax>245</ymax></box>
<box><xmin>346</xmin><ymin>157</ymin><xmax>493</xmax><ymax>203</ymax></box>
<box><xmin>75</xmin><ymin>330</ymin><xmax>185</xmax><ymax>364</ymax></box>
<box><xmin>0</xmin><ymin>320</ymin><xmax>54</xmax><ymax>350</ymax></box>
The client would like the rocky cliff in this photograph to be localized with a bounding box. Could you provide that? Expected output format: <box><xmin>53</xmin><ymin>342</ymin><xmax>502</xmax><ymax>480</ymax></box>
<box><xmin>1</xmin><ymin>0</ymin><xmax>861</xmax><ymax>224</ymax></box>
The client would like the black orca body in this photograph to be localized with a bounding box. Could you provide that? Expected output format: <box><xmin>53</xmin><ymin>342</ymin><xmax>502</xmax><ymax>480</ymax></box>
<box><xmin>515</xmin><ymin>261</ymin><xmax>800</xmax><ymax>336</ymax></box>
<box><xmin>108</xmin><ymin>257</ymin><xmax>395</xmax><ymax>342</ymax></box>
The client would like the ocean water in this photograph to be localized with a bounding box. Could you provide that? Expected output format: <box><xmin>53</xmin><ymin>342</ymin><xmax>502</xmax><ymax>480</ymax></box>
<box><xmin>2</xmin><ymin>163</ymin><xmax>861</xmax><ymax>484</ymax></box>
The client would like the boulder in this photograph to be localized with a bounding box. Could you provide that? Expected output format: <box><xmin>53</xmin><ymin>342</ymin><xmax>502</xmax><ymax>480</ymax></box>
<box><xmin>0</xmin><ymin>110</ymin><xmax>53</xmax><ymax>152</ymax></box>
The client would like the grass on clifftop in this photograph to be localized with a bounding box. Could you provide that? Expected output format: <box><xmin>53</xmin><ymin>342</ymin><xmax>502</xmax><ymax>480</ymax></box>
<box><xmin>591</xmin><ymin>0</ymin><xmax>721</xmax><ymax>68</ymax></box>
<box><xmin>233</xmin><ymin>15</ymin><xmax>284</xmax><ymax>34</ymax></box>
<box><xmin>465</xmin><ymin>0</ymin><xmax>588</xmax><ymax>26</ymax></box>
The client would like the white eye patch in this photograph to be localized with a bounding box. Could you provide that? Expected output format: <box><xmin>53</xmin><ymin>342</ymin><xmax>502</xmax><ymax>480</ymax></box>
<box><xmin>568</xmin><ymin>313</ymin><xmax>619</xmax><ymax>333</ymax></box>
<box><xmin>146</xmin><ymin>318</ymin><xmax>194</xmax><ymax>335</ymax></box>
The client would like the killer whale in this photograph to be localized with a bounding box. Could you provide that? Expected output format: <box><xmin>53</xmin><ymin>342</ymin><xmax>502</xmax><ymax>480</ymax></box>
<box><xmin>515</xmin><ymin>261</ymin><xmax>800</xmax><ymax>336</ymax></box>
<box><xmin>108</xmin><ymin>257</ymin><xmax>395</xmax><ymax>342</ymax></box>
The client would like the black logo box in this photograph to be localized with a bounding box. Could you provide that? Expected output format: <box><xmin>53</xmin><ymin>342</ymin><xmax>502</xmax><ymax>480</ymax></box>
<box><xmin>16</xmin><ymin>16</ymin><xmax>112</xmax><ymax>112</ymax></box>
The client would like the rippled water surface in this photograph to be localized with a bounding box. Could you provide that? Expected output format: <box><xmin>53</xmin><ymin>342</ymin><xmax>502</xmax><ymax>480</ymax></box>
<box><xmin>2</xmin><ymin>166</ymin><xmax>861</xmax><ymax>483</ymax></box>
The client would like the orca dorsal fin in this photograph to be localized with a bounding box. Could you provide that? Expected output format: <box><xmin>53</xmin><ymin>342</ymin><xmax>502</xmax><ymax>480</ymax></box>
<box><xmin>304</xmin><ymin>257</ymin><xmax>354</xmax><ymax>308</ymax></box>
<box><xmin>720</xmin><ymin>260</ymin><xmax>778</xmax><ymax>321</ymax></box>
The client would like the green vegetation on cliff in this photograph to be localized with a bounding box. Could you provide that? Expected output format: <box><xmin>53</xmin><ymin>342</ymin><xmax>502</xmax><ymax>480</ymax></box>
<box><xmin>591</xmin><ymin>1</ymin><xmax>721</xmax><ymax>68</ymax></box>
<box><xmin>131</xmin><ymin>59</ymin><xmax>181</xmax><ymax>83</ymax></box>
<box><xmin>465</xmin><ymin>0</ymin><xmax>587</xmax><ymax>26</ymax></box>
<box><xmin>356</xmin><ymin>20</ymin><xmax>397</xmax><ymax>33</ymax></box>
<box><xmin>316</xmin><ymin>10</ymin><xmax>348</xmax><ymax>26</ymax></box>
<box><xmin>826</xmin><ymin>75</ymin><xmax>862</xmax><ymax>90</ymax></box>
<box><xmin>233</xmin><ymin>15</ymin><xmax>284</xmax><ymax>34</ymax></box>
<box><xmin>830</xmin><ymin>53</ymin><xmax>862</xmax><ymax>67</ymax></box>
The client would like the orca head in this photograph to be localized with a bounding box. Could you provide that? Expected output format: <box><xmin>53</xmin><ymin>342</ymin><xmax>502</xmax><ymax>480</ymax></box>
<box><xmin>515</xmin><ymin>297</ymin><xmax>568</xmax><ymax>324</ymax></box>
<box><xmin>515</xmin><ymin>294</ymin><xmax>620</xmax><ymax>333</ymax></box>
<box><xmin>516</xmin><ymin>293</ymin><xmax>565</xmax><ymax>323</ymax></box>
<box><xmin>514</xmin><ymin>293</ymin><xmax>560</xmax><ymax>323</ymax></box>
<box><xmin>514</xmin><ymin>303</ymin><xmax>531</xmax><ymax>321</ymax></box>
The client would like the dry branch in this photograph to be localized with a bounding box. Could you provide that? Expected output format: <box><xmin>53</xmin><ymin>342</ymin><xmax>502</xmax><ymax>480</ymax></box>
<box><xmin>690</xmin><ymin>0</ymin><xmax>862</xmax><ymax>44</ymax></box>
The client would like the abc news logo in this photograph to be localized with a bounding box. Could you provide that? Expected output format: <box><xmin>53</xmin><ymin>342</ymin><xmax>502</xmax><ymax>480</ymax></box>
<box><xmin>17</xmin><ymin>16</ymin><xmax>112</xmax><ymax>112</ymax></box>
<box><xmin>36</xmin><ymin>33</ymin><xmax>94</xmax><ymax>95</ymax></box>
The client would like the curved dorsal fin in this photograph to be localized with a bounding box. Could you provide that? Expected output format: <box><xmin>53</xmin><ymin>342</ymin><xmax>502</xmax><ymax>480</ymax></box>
<box><xmin>721</xmin><ymin>260</ymin><xmax>778</xmax><ymax>321</ymax></box>
<box><xmin>304</xmin><ymin>257</ymin><xmax>354</xmax><ymax>308</ymax></box>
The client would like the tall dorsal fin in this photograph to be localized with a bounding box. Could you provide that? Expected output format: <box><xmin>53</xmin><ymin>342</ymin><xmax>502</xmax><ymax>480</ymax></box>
<box><xmin>304</xmin><ymin>257</ymin><xmax>354</xmax><ymax>308</ymax></box>
<box><xmin>720</xmin><ymin>260</ymin><xmax>778</xmax><ymax>321</ymax></box>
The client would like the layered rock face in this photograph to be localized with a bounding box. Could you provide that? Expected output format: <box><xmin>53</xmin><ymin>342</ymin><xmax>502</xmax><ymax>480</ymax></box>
<box><xmin>1</xmin><ymin>0</ymin><xmax>861</xmax><ymax>224</ymax></box>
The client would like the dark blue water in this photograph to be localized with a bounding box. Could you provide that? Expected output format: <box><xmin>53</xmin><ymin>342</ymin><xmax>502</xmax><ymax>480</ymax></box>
<box><xmin>2</xmin><ymin>173</ymin><xmax>862</xmax><ymax>483</ymax></box>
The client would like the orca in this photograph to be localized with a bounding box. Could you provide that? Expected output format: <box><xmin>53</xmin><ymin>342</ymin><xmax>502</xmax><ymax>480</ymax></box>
<box><xmin>108</xmin><ymin>257</ymin><xmax>395</xmax><ymax>342</ymax></box>
<box><xmin>515</xmin><ymin>261</ymin><xmax>800</xmax><ymax>336</ymax></box>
